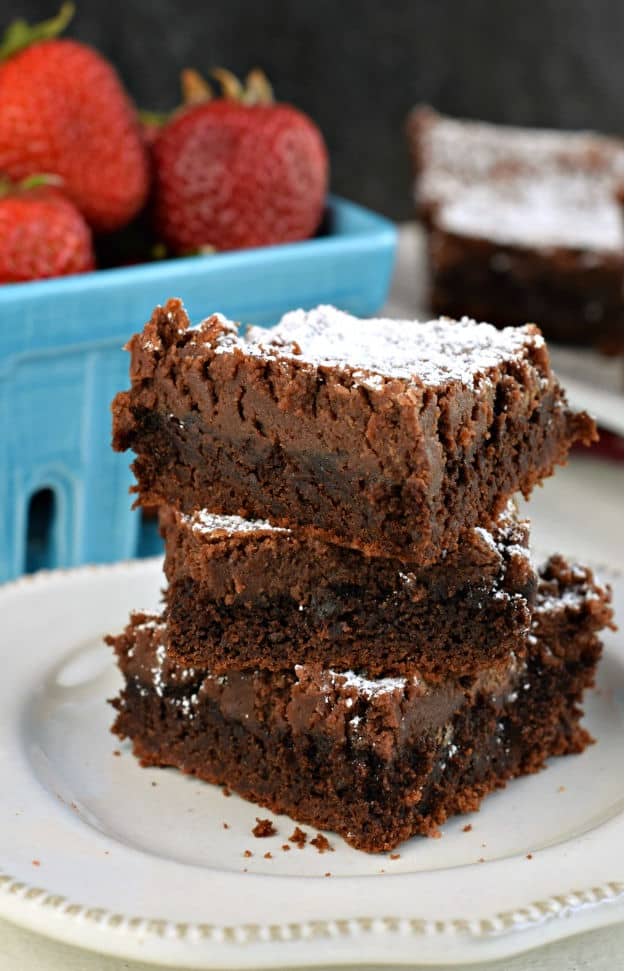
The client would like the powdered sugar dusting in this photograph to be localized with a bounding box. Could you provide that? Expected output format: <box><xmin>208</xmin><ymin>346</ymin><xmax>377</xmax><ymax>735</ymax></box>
<box><xmin>185</xmin><ymin>509</ymin><xmax>289</xmax><ymax>536</ymax></box>
<box><xmin>166</xmin><ymin>692</ymin><xmax>199</xmax><ymax>720</ymax></box>
<box><xmin>534</xmin><ymin>583</ymin><xmax>601</xmax><ymax>615</ymax></box>
<box><xmin>133</xmin><ymin>616</ymin><xmax>163</xmax><ymax>631</ymax></box>
<box><xmin>439</xmin><ymin>182</ymin><xmax>622</xmax><ymax>251</ymax></box>
<box><xmin>327</xmin><ymin>669</ymin><xmax>412</xmax><ymax>698</ymax></box>
<box><xmin>151</xmin><ymin>643</ymin><xmax>167</xmax><ymax>698</ymax></box>
<box><xmin>213</xmin><ymin>306</ymin><xmax>543</xmax><ymax>390</ymax></box>
<box><xmin>414</xmin><ymin>111</ymin><xmax>623</xmax><ymax>252</ymax></box>
<box><xmin>293</xmin><ymin>664</ymin><xmax>414</xmax><ymax>699</ymax></box>
<box><xmin>474</xmin><ymin>526</ymin><xmax>500</xmax><ymax>554</ymax></box>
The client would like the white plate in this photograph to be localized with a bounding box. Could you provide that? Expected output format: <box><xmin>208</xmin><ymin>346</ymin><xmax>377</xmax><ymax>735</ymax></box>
<box><xmin>0</xmin><ymin>559</ymin><xmax>622</xmax><ymax>968</ymax></box>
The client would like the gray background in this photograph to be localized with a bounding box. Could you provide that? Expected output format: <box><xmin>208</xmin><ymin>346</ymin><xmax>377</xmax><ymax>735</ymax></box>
<box><xmin>4</xmin><ymin>0</ymin><xmax>623</xmax><ymax>217</ymax></box>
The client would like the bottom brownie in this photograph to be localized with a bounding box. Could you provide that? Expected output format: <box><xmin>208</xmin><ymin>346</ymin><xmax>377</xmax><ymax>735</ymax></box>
<box><xmin>109</xmin><ymin>556</ymin><xmax>611</xmax><ymax>853</ymax></box>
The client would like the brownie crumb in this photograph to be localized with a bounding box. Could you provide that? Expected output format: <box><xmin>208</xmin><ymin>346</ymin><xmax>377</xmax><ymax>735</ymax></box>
<box><xmin>252</xmin><ymin>817</ymin><xmax>277</xmax><ymax>838</ymax></box>
<box><xmin>112</xmin><ymin>750</ymin><xmax>121</xmax><ymax>757</ymax></box>
<box><xmin>558</xmin><ymin>786</ymin><xmax>566</xmax><ymax>793</ymax></box>
<box><xmin>151</xmin><ymin>781</ymin><xmax>157</xmax><ymax>787</ymax></box>
<box><xmin>223</xmin><ymin>822</ymin><xmax>230</xmax><ymax>830</ymax></box>
<box><xmin>478</xmin><ymin>857</ymin><xmax>485</xmax><ymax>863</ymax></box>
<box><xmin>289</xmin><ymin>826</ymin><xmax>308</xmax><ymax>848</ymax></box>
<box><xmin>281</xmin><ymin>844</ymin><xmax>291</xmax><ymax>852</ymax></box>
<box><xmin>31</xmin><ymin>860</ymin><xmax>40</xmax><ymax>867</ymax></box>
<box><xmin>311</xmin><ymin>833</ymin><xmax>334</xmax><ymax>854</ymax></box>
<box><xmin>222</xmin><ymin>786</ymin><xmax>231</xmax><ymax>797</ymax></box>
<box><xmin>389</xmin><ymin>853</ymin><xmax>400</xmax><ymax>860</ymax></box>
<box><xmin>324</xmin><ymin>872</ymin><xmax>331</xmax><ymax>877</ymax></box>
<box><xmin>264</xmin><ymin>852</ymin><xmax>273</xmax><ymax>860</ymax></box>
<box><xmin>463</xmin><ymin>824</ymin><xmax>473</xmax><ymax>832</ymax></box>
<box><xmin>243</xmin><ymin>849</ymin><xmax>253</xmax><ymax>858</ymax></box>
<box><xmin>526</xmin><ymin>853</ymin><xmax>533</xmax><ymax>860</ymax></box>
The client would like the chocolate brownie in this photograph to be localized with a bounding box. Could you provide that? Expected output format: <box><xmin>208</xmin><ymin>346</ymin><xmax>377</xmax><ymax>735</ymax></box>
<box><xmin>109</xmin><ymin>556</ymin><xmax>612</xmax><ymax>853</ymax></box>
<box><xmin>160</xmin><ymin>503</ymin><xmax>536</xmax><ymax>678</ymax></box>
<box><xmin>407</xmin><ymin>107</ymin><xmax>624</xmax><ymax>353</ymax></box>
<box><xmin>111</xmin><ymin>300</ymin><xmax>595</xmax><ymax>560</ymax></box>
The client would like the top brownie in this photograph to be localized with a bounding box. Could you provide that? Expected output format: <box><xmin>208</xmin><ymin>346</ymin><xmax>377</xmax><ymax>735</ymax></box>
<box><xmin>112</xmin><ymin>300</ymin><xmax>595</xmax><ymax>559</ymax></box>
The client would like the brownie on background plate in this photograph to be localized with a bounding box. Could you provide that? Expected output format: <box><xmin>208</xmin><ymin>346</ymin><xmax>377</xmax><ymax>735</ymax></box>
<box><xmin>109</xmin><ymin>556</ymin><xmax>612</xmax><ymax>853</ymax></box>
<box><xmin>406</xmin><ymin>106</ymin><xmax>623</xmax><ymax>354</ymax></box>
<box><xmin>111</xmin><ymin>300</ymin><xmax>595</xmax><ymax>561</ymax></box>
<box><xmin>159</xmin><ymin>502</ymin><xmax>536</xmax><ymax>678</ymax></box>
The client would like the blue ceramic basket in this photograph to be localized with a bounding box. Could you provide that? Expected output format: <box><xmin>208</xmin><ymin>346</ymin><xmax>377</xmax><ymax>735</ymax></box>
<box><xmin>0</xmin><ymin>196</ymin><xmax>397</xmax><ymax>582</ymax></box>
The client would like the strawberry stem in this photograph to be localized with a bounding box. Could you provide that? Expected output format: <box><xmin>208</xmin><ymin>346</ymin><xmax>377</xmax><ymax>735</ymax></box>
<box><xmin>139</xmin><ymin>109</ymin><xmax>171</xmax><ymax>127</ymax></box>
<box><xmin>19</xmin><ymin>173</ymin><xmax>64</xmax><ymax>191</ymax></box>
<box><xmin>180</xmin><ymin>68</ymin><xmax>213</xmax><ymax>106</ymax></box>
<box><xmin>179</xmin><ymin>67</ymin><xmax>274</xmax><ymax>109</ymax></box>
<box><xmin>0</xmin><ymin>2</ymin><xmax>75</xmax><ymax>61</ymax></box>
<box><xmin>211</xmin><ymin>67</ymin><xmax>244</xmax><ymax>101</ymax></box>
<box><xmin>0</xmin><ymin>174</ymin><xmax>64</xmax><ymax>198</ymax></box>
<box><xmin>244</xmin><ymin>69</ymin><xmax>274</xmax><ymax>105</ymax></box>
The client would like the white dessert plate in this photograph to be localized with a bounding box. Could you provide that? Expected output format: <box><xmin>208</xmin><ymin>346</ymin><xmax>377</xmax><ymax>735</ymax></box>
<box><xmin>0</xmin><ymin>558</ymin><xmax>622</xmax><ymax>968</ymax></box>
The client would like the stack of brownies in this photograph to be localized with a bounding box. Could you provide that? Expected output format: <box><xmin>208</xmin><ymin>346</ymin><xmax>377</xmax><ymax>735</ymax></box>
<box><xmin>109</xmin><ymin>300</ymin><xmax>612</xmax><ymax>852</ymax></box>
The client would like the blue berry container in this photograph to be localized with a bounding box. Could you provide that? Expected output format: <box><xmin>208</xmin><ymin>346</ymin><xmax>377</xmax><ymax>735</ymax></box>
<box><xmin>0</xmin><ymin>196</ymin><xmax>397</xmax><ymax>581</ymax></box>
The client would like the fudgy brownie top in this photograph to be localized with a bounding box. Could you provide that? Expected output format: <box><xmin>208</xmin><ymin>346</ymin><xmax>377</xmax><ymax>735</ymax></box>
<box><xmin>210</xmin><ymin>303</ymin><xmax>547</xmax><ymax>392</ymax></box>
<box><xmin>108</xmin><ymin>556</ymin><xmax>612</xmax><ymax>757</ymax></box>
<box><xmin>408</xmin><ymin>106</ymin><xmax>623</xmax><ymax>253</ymax></box>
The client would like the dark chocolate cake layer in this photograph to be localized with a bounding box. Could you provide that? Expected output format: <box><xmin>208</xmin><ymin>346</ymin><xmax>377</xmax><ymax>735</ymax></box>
<box><xmin>109</xmin><ymin>556</ymin><xmax>612</xmax><ymax>853</ymax></box>
<box><xmin>160</xmin><ymin>503</ymin><xmax>535</xmax><ymax>678</ymax></box>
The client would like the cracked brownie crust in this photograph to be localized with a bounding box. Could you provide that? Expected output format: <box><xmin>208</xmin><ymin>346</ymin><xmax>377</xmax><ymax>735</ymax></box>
<box><xmin>160</xmin><ymin>503</ymin><xmax>536</xmax><ymax>678</ymax></box>
<box><xmin>109</xmin><ymin>557</ymin><xmax>612</xmax><ymax>853</ymax></box>
<box><xmin>111</xmin><ymin>300</ymin><xmax>595</xmax><ymax>561</ymax></box>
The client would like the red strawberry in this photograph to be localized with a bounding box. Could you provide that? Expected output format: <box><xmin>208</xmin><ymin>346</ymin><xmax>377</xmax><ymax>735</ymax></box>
<box><xmin>0</xmin><ymin>5</ymin><xmax>150</xmax><ymax>232</ymax></box>
<box><xmin>0</xmin><ymin>177</ymin><xmax>94</xmax><ymax>282</ymax></box>
<box><xmin>152</xmin><ymin>69</ymin><xmax>329</xmax><ymax>253</ymax></box>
